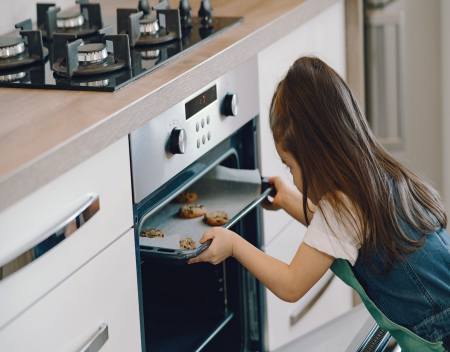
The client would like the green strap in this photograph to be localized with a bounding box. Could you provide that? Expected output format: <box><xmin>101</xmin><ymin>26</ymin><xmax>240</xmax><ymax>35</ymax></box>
<box><xmin>330</xmin><ymin>259</ymin><xmax>446</xmax><ymax>352</ymax></box>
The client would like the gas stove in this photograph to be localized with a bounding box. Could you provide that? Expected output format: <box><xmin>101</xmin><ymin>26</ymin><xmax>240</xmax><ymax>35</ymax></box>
<box><xmin>0</xmin><ymin>0</ymin><xmax>242</xmax><ymax>92</ymax></box>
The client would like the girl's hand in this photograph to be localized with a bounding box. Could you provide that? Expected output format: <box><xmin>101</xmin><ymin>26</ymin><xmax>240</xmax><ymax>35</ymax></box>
<box><xmin>261</xmin><ymin>176</ymin><xmax>296</xmax><ymax>211</ymax></box>
<box><xmin>261</xmin><ymin>176</ymin><xmax>315</xmax><ymax>226</ymax></box>
<box><xmin>187</xmin><ymin>227</ymin><xmax>236</xmax><ymax>265</ymax></box>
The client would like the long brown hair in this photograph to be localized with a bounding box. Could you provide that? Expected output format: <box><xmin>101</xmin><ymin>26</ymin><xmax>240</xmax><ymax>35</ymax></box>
<box><xmin>269</xmin><ymin>56</ymin><xmax>446</xmax><ymax>273</ymax></box>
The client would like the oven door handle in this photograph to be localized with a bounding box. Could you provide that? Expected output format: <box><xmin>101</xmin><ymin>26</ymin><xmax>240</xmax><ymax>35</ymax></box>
<box><xmin>195</xmin><ymin>179</ymin><xmax>274</xmax><ymax>253</ymax></box>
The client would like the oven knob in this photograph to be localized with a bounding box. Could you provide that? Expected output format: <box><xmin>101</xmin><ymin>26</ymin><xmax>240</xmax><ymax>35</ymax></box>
<box><xmin>223</xmin><ymin>93</ymin><xmax>238</xmax><ymax>116</ymax></box>
<box><xmin>170</xmin><ymin>128</ymin><xmax>187</xmax><ymax>154</ymax></box>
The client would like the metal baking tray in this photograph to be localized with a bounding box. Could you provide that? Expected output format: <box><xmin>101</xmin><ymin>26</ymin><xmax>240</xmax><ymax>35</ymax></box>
<box><xmin>139</xmin><ymin>166</ymin><xmax>273</xmax><ymax>264</ymax></box>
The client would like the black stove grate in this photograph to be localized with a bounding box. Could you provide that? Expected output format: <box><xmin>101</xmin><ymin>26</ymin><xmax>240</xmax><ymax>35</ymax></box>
<box><xmin>0</xmin><ymin>16</ymin><xmax>242</xmax><ymax>92</ymax></box>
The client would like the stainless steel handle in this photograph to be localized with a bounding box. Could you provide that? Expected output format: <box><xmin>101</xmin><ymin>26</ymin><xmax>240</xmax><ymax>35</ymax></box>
<box><xmin>79</xmin><ymin>323</ymin><xmax>109</xmax><ymax>352</ymax></box>
<box><xmin>224</xmin><ymin>181</ymin><xmax>273</xmax><ymax>230</ymax></box>
<box><xmin>290</xmin><ymin>274</ymin><xmax>334</xmax><ymax>325</ymax></box>
<box><xmin>0</xmin><ymin>194</ymin><xmax>100</xmax><ymax>281</ymax></box>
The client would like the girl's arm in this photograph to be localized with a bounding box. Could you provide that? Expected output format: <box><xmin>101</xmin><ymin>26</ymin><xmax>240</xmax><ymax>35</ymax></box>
<box><xmin>261</xmin><ymin>177</ymin><xmax>316</xmax><ymax>226</ymax></box>
<box><xmin>188</xmin><ymin>228</ymin><xmax>334</xmax><ymax>303</ymax></box>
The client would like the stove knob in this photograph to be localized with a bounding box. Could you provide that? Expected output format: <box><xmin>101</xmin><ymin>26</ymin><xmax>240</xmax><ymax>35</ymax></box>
<box><xmin>198</xmin><ymin>0</ymin><xmax>213</xmax><ymax>18</ymax></box>
<box><xmin>179</xmin><ymin>0</ymin><xmax>192</xmax><ymax>17</ymax></box>
<box><xmin>223</xmin><ymin>93</ymin><xmax>238</xmax><ymax>116</ymax></box>
<box><xmin>170</xmin><ymin>128</ymin><xmax>187</xmax><ymax>154</ymax></box>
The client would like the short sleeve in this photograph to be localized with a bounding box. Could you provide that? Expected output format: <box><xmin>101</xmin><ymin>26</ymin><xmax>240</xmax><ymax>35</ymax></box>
<box><xmin>303</xmin><ymin>197</ymin><xmax>360</xmax><ymax>265</ymax></box>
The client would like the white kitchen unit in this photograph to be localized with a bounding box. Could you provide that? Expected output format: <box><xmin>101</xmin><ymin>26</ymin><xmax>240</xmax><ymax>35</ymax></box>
<box><xmin>0</xmin><ymin>228</ymin><xmax>141</xmax><ymax>352</ymax></box>
<box><xmin>258</xmin><ymin>0</ymin><xmax>347</xmax><ymax>245</ymax></box>
<box><xmin>0</xmin><ymin>136</ymin><xmax>137</xmax><ymax>339</ymax></box>
<box><xmin>264</xmin><ymin>220</ymin><xmax>353</xmax><ymax>351</ymax></box>
<box><xmin>257</xmin><ymin>1</ymin><xmax>353</xmax><ymax>350</ymax></box>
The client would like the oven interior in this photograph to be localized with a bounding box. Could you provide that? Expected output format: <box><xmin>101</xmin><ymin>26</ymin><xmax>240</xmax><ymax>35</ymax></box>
<box><xmin>134</xmin><ymin>120</ymin><xmax>264</xmax><ymax>352</ymax></box>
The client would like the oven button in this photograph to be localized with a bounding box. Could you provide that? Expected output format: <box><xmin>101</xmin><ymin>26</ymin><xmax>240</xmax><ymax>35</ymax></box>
<box><xmin>196</xmin><ymin>122</ymin><xmax>199</xmax><ymax>132</ymax></box>
<box><xmin>207</xmin><ymin>115</ymin><xmax>210</xmax><ymax>124</ymax></box>
<box><xmin>201</xmin><ymin>119</ymin><xmax>205</xmax><ymax>128</ymax></box>
<box><xmin>223</xmin><ymin>93</ymin><xmax>238</xmax><ymax>116</ymax></box>
<box><xmin>207</xmin><ymin>131</ymin><xmax>211</xmax><ymax>140</ymax></box>
<box><xmin>202</xmin><ymin>135</ymin><xmax>206</xmax><ymax>144</ymax></box>
<box><xmin>170</xmin><ymin>128</ymin><xmax>187</xmax><ymax>154</ymax></box>
<box><xmin>197</xmin><ymin>139</ymin><xmax>200</xmax><ymax>148</ymax></box>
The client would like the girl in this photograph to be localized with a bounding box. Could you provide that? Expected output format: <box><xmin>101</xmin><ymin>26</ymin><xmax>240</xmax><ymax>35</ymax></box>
<box><xmin>187</xmin><ymin>57</ymin><xmax>450</xmax><ymax>351</ymax></box>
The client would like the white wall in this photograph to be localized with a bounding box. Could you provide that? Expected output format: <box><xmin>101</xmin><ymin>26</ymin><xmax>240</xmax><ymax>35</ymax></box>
<box><xmin>385</xmin><ymin>0</ymin><xmax>442</xmax><ymax>194</ymax></box>
<box><xmin>442</xmin><ymin>0</ymin><xmax>450</xmax><ymax>211</ymax></box>
<box><xmin>0</xmin><ymin>0</ymin><xmax>75</xmax><ymax>35</ymax></box>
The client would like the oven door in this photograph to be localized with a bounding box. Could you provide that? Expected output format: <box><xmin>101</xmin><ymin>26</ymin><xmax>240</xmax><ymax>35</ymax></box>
<box><xmin>134</xmin><ymin>120</ymin><xmax>267</xmax><ymax>352</ymax></box>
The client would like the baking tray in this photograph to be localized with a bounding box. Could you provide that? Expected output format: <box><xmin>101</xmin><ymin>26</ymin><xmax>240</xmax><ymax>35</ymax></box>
<box><xmin>139</xmin><ymin>166</ymin><xmax>273</xmax><ymax>264</ymax></box>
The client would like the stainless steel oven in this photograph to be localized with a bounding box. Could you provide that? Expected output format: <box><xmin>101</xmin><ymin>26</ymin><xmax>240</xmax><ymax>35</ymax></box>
<box><xmin>129</xmin><ymin>56</ymin><xmax>268</xmax><ymax>352</ymax></box>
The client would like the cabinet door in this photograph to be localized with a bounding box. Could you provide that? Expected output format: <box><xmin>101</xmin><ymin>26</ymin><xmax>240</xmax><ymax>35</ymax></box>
<box><xmin>0</xmin><ymin>136</ymin><xmax>133</xmax><ymax>329</ymax></box>
<box><xmin>264</xmin><ymin>220</ymin><xmax>353</xmax><ymax>351</ymax></box>
<box><xmin>0</xmin><ymin>229</ymin><xmax>141</xmax><ymax>352</ymax></box>
<box><xmin>257</xmin><ymin>0</ymin><xmax>347</xmax><ymax>245</ymax></box>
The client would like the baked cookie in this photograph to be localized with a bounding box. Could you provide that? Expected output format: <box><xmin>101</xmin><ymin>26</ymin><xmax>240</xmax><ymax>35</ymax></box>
<box><xmin>180</xmin><ymin>237</ymin><xmax>197</xmax><ymax>250</ymax></box>
<box><xmin>175</xmin><ymin>190</ymin><xmax>198</xmax><ymax>203</ymax></box>
<box><xmin>204</xmin><ymin>211</ymin><xmax>230</xmax><ymax>226</ymax></box>
<box><xmin>140</xmin><ymin>228</ymin><xmax>165</xmax><ymax>238</ymax></box>
<box><xmin>178</xmin><ymin>204</ymin><xmax>207</xmax><ymax>219</ymax></box>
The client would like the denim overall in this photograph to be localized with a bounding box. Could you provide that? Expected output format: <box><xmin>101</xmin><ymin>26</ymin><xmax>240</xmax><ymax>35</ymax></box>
<box><xmin>330</xmin><ymin>224</ymin><xmax>450</xmax><ymax>351</ymax></box>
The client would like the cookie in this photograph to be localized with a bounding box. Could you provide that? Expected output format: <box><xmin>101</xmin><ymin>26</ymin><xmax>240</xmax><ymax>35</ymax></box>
<box><xmin>180</xmin><ymin>237</ymin><xmax>197</xmax><ymax>250</ymax></box>
<box><xmin>178</xmin><ymin>204</ymin><xmax>207</xmax><ymax>219</ymax></box>
<box><xmin>204</xmin><ymin>211</ymin><xmax>230</xmax><ymax>226</ymax></box>
<box><xmin>140</xmin><ymin>228</ymin><xmax>165</xmax><ymax>238</ymax></box>
<box><xmin>175</xmin><ymin>190</ymin><xmax>198</xmax><ymax>203</ymax></box>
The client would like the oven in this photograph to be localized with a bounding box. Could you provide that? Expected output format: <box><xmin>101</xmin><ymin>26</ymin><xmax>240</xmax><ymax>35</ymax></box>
<box><xmin>129</xmin><ymin>56</ymin><xmax>267</xmax><ymax>352</ymax></box>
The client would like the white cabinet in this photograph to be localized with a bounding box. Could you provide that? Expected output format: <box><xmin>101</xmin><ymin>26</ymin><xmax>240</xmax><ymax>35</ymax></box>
<box><xmin>258</xmin><ymin>2</ymin><xmax>352</xmax><ymax>349</ymax></box>
<box><xmin>0</xmin><ymin>136</ymin><xmax>133</xmax><ymax>330</ymax></box>
<box><xmin>264</xmin><ymin>220</ymin><xmax>353</xmax><ymax>351</ymax></box>
<box><xmin>0</xmin><ymin>228</ymin><xmax>141</xmax><ymax>352</ymax></box>
<box><xmin>257</xmin><ymin>0</ymin><xmax>347</xmax><ymax>246</ymax></box>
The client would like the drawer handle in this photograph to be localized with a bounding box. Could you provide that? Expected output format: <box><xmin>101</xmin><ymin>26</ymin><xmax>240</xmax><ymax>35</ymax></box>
<box><xmin>0</xmin><ymin>194</ymin><xmax>100</xmax><ymax>281</ymax></box>
<box><xmin>79</xmin><ymin>323</ymin><xmax>109</xmax><ymax>352</ymax></box>
<box><xmin>290</xmin><ymin>274</ymin><xmax>334</xmax><ymax>325</ymax></box>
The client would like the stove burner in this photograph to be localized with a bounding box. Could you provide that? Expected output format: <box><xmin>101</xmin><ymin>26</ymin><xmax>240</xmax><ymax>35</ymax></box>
<box><xmin>52</xmin><ymin>29</ymin><xmax>131</xmax><ymax>78</ymax></box>
<box><xmin>139</xmin><ymin>16</ymin><xmax>160</xmax><ymax>35</ymax></box>
<box><xmin>78</xmin><ymin>43</ymin><xmax>108</xmax><ymax>64</ymax></box>
<box><xmin>37</xmin><ymin>2</ymin><xmax>103</xmax><ymax>40</ymax></box>
<box><xmin>0</xmin><ymin>71</ymin><xmax>26</xmax><ymax>82</ymax></box>
<box><xmin>118</xmin><ymin>8</ymin><xmax>181</xmax><ymax>47</ymax></box>
<box><xmin>77</xmin><ymin>78</ymin><xmax>109</xmax><ymax>87</ymax></box>
<box><xmin>56</xmin><ymin>9</ymin><xmax>85</xmax><ymax>28</ymax></box>
<box><xmin>0</xmin><ymin>38</ymin><xmax>26</xmax><ymax>58</ymax></box>
<box><xmin>0</xmin><ymin>21</ymin><xmax>49</xmax><ymax>71</ymax></box>
<box><xmin>140</xmin><ymin>49</ymin><xmax>160</xmax><ymax>59</ymax></box>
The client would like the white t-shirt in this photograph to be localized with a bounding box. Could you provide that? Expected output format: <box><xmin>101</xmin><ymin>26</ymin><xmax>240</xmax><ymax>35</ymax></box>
<box><xmin>303</xmin><ymin>197</ymin><xmax>361</xmax><ymax>265</ymax></box>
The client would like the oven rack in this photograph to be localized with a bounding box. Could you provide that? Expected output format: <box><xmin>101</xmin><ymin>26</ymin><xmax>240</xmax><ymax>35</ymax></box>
<box><xmin>139</xmin><ymin>177</ymin><xmax>273</xmax><ymax>264</ymax></box>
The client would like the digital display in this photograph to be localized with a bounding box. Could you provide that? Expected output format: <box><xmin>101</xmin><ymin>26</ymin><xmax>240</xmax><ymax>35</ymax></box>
<box><xmin>185</xmin><ymin>85</ymin><xmax>217</xmax><ymax>120</ymax></box>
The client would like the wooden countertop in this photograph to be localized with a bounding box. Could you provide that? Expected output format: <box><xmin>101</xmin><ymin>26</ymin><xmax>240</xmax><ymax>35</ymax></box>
<box><xmin>0</xmin><ymin>0</ymin><xmax>341</xmax><ymax>211</ymax></box>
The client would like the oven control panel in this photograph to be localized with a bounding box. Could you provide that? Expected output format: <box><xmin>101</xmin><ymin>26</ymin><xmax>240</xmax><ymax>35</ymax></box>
<box><xmin>129</xmin><ymin>56</ymin><xmax>258</xmax><ymax>204</ymax></box>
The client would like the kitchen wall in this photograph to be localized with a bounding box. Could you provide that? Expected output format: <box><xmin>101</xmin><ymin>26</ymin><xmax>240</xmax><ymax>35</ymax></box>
<box><xmin>442</xmin><ymin>0</ymin><xmax>450</xmax><ymax>212</ymax></box>
<box><xmin>0</xmin><ymin>0</ymin><xmax>75</xmax><ymax>35</ymax></box>
<box><xmin>381</xmin><ymin>0</ymin><xmax>443</xmax><ymax>196</ymax></box>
